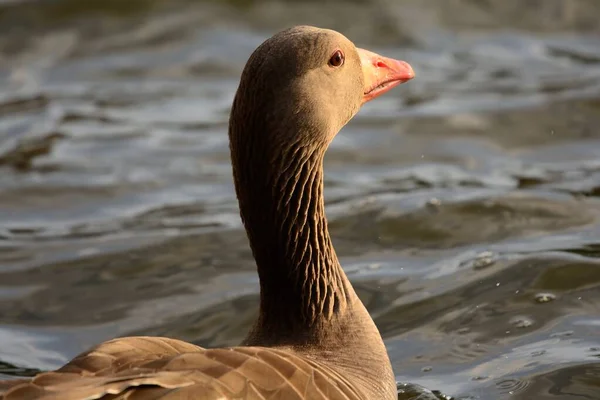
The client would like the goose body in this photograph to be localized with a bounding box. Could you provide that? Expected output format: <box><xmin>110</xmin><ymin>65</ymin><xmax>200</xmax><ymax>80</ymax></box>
<box><xmin>0</xmin><ymin>26</ymin><xmax>414</xmax><ymax>400</ymax></box>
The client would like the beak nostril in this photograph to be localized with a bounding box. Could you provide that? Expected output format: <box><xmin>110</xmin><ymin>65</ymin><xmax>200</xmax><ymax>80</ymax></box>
<box><xmin>375</xmin><ymin>60</ymin><xmax>387</xmax><ymax>68</ymax></box>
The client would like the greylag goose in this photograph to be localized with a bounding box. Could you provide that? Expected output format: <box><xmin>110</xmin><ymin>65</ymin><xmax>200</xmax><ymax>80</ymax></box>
<box><xmin>0</xmin><ymin>26</ymin><xmax>414</xmax><ymax>400</ymax></box>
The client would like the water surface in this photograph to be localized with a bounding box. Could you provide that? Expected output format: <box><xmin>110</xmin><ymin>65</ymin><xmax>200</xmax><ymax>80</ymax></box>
<box><xmin>1</xmin><ymin>1</ymin><xmax>600</xmax><ymax>399</ymax></box>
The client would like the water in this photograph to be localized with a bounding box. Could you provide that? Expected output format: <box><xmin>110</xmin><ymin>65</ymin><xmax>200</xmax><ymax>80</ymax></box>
<box><xmin>1</xmin><ymin>1</ymin><xmax>600</xmax><ymax>399</ymax></box>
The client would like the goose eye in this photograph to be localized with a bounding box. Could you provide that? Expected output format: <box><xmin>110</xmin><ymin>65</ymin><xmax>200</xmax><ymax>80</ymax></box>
<box><xmin>328</xmin><ymin>50</ymin><xmax>344</xmax><ymax>67</ymax></box>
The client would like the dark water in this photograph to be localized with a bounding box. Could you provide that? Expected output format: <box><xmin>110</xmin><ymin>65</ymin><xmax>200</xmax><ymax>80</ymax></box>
<box><xmin>1</xmin><ymin>1</ymin><xmax>600</xmax><ymax>399</ymax></box>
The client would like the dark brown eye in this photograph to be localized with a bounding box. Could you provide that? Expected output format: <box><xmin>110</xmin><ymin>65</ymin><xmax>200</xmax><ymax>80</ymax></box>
<box><xmin>328</xmin><ymin>50</ymin><xmax>344</xmax><ymax>67</ymax></box>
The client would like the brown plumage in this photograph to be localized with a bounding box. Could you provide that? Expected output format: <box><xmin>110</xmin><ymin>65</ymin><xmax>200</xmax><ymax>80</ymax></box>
<box><xmin>0</xmin><ymin>26</ymin><xmax>414</xmax><ymax>400</ymax></box>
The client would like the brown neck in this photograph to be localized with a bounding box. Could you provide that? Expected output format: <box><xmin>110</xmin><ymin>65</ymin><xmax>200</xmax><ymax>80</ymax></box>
<box><xmin>229</xmin><ymin>127</ymin><xmax>397</xmax><ymax>397</ymax></box>
<box><xmin>231</xmin><ymin>130</ymin><xmax>353</xmax><ymax>343</ymax></box>
<box><xmin>228</xmin><ymin>89</ymin><xmax>397</xmax><ymax>398</ymax></box>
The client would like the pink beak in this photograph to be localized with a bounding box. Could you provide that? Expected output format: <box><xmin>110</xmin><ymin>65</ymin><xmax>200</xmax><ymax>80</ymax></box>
<box><xmin>358</xmin><ymin>48</ymin><xmax>415</xmax><ymax>104</ymax></box>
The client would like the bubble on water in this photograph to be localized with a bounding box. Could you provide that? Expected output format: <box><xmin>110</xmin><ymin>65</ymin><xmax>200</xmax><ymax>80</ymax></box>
<box><xmin>534</xmin><ymin>292</ymin><xmax>556</xmax><ymax>303</ymax></box>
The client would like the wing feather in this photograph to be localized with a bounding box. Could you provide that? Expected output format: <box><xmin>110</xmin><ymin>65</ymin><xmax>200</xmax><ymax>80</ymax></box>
<box><xmin>1</xmin><ymin>337</ymin><xmax>363</xmax><ymax>400</ymax></box>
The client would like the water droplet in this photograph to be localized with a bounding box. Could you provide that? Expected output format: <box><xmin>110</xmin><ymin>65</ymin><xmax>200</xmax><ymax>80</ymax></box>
<box><xmin>534</xmin><ymin>293</ymin><xmax>556</xmax><ymax>303</ymax></box>
<box><xmin>510</xmin><ymin>316</ymin><xmax>534</xmax><ymax>328</ymax></box>
<box><xmin>421</xmin><ymin>366</ymin><xmax>432</xmax><ymax>372</ymax></box>
<box><xmin>425</xmin><ymin>197</ymin><xmax>442</xmax><ymax>211</ymax></box>
<box><xmin>472</xmin><ymin>251</ymin><xmax>497</xmax><ymax>270</ymax></box>
<box><xmin>427</xmin><ymin>197</ymin><xmax>442</xmax><ymax>206</ymax></box>
<box><xmin>472</xmin><ymin>375</ymin><xmax>488</xmax><ymax>381</ymax></box>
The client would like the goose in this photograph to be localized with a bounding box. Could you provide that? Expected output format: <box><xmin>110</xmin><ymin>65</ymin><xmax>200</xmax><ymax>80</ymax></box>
<box><xmin>0</xmin><ymin>25</ymin><xmax>414</xmax><ymax>400</ymax></box>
